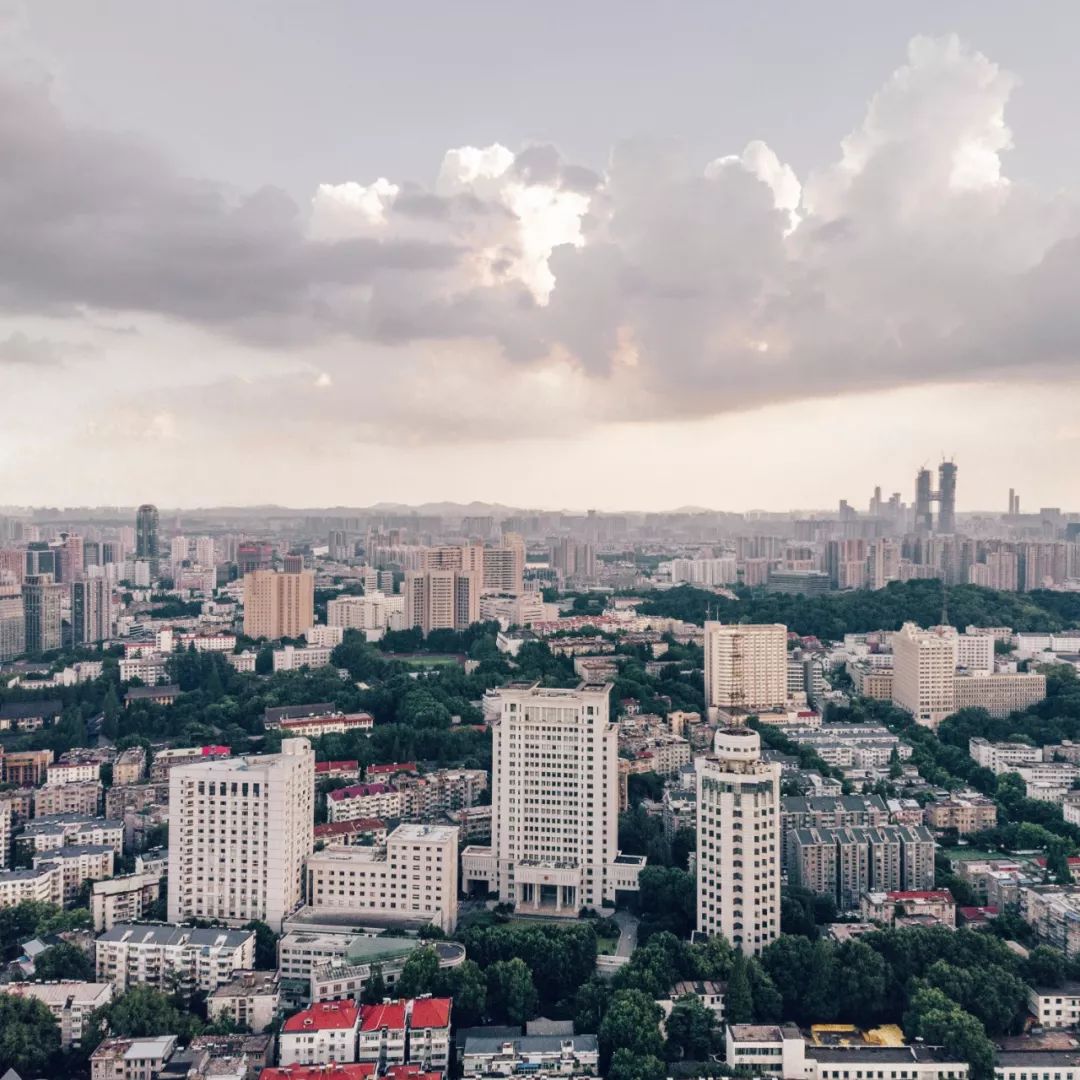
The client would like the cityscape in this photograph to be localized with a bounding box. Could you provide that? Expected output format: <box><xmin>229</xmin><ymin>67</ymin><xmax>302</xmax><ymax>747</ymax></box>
<box><xmin>5</xmin><ymin>4</ymin><xmax>1080</xmax><ymax>1080</ymax></box>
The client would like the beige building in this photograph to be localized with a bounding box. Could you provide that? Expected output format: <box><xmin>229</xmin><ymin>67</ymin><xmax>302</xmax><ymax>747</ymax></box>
<box><xmin>5</xmin><ymin>980</ymin><xmax>113</xmax><ymax>1047</ymax></box>
<box><xmin>113</xmin><ymin>747</ymin><xmax>148</xmax><ymax>785</ymax></box>
<box><xmin>35</xmin><ymin>844</ymin><xmax>115</xmax><ymax>905</ymax></box>
<box><xmin>304</xmin><ymin>822</ymin><xmax>460</xmax><ymax>932</ymax></box>
<box><xmin>482</xmin><ymin>536</ymin><xmax>526</xmax><ymax>594</ymax></box>
<box><xmin>90</xmin><ymin>1035</ymin><xmax>176</xmax><ymax>1080</ymax></box>
<box><xmin>91</xmin><ymin>872</ymin><xmax>163</xmax><ymax>931</ymax></box>
<box><xmin>35</xmin><ymin>780</ymin><xmax>103</xmax><ymax>818</ymax></box>
<box><xmin>953</xmin><ymin>671</ymin><xmax>1047</xmax><ymax>718</ymax></box>
<box><xmin>461</xmin><ymin>682</ymin><xmax>644</xmax><ymax>913</ymax></box>
<box><xmin>891</xmin><ymin>623</ymin><xmax>958</xmax><ymax>729</ymax></box>
<box><xmin>0</xmin><ymin>864</ymin><xmax>59</xmax><ymax>907</ymax></box>
<box><xmin>96</xmin><ymin>923</ymin><xmax>255</xmax><ymax>994</ymax></box>
<box><xmin>167</xmin><ymin>738</ymin><xmax>315</xmax><ymax>930</ymax></box>
<box><xmin>697</xmin><ymin>727</ymin><xmax>781</xmax><ymax>955</ymax></box>
<box><xmin>403</xmin><ymin>569</ymin><xmax>480</xmax><ymax>634</ymax></box>
<box><xmin>243</xmin><ymin>569</ymin><xmax>315</xmax><ymax>640</ymax></box>
<box><xmin>208</xmin><ymin>969</ymin><xmax>281</xmax><ymax>1033</ymax></box>
<box><xmin>703</xmin><ymin>623</ymin><xmax>788</xmax><ymax>718</ymax></box>
<box><xmin>924</xmin><ymin>794</ymin><xmax>998</xmax><ymax>834</ymax></box>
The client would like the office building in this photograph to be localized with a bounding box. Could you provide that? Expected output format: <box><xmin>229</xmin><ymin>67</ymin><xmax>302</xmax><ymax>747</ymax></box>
<box><xmin>891</xmin><ymin>623</ymin><xmax>958</xmax><ymax>729</ymax></box>
<box><xmin>167</xmin><ymin>738</ymin><xmax>315</xmax><ymax>930</ymax></box>
<box><xmin>703</xmin><ymin>622</ymin><xmax>788</xmax><ymax>718</ymax></box>
<box><xmin>243</xmin><ymin>569</ymin><xmax>316</xmax><ymax>640</ymax></box>
<box><xmin>461</xmin><ymin>682</ymin><xmax>644</xmax><ymax>912</ymax></box>
<box><xmin>22</xmin><ymin>573</ymin><xmax>63</xmax><ymax>654</ymax></box>
<box><xmin>403</xmin><ymin>569</ymin><xmax>480</xmax><ymax>634</ymax></box>
<box><xmin>696</xmin><ymin>727</ymin><xmax>781</xmax><ymax>955</ymax></box>
<box><xmin>483</xmin><ymin>535</ymin><xmax>526</xmax><ymax>594</ymax></box>
<box><xmin>72</xmin><ymin>577</ymin><xmax>112</xmax><ymax>647</ymax></box>
<box><xmin>135</xmin><ymin>504</ymin><xmax>159</xmax><ymax>575</ymax></box>
<box><xmin>304</xmin><ymin>822</ymin><xmax>459</xmax><ymax>933</ymax></box>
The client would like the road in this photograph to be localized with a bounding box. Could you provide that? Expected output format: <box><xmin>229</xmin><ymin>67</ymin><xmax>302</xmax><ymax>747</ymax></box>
<box><xmin>613</xmin><ymin>909</ymin><xmax>639</xmax><ymax>957</ymax></box>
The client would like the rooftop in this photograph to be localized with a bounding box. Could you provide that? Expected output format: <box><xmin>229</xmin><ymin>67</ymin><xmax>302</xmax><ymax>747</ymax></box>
<box><xmin>283</xmin><ymin>1001</ymin><xmax>361</xmax><ymax>1033</ymax></box>
<box><xmin>410</xmin><ymin>997</ymin><xmax>452</xmax><ymax>1029</ymax></box>
<box><xmin>361</xmin><ymin>1001</ymin><xmax>407</xmax><ymax>1031</ymax></box>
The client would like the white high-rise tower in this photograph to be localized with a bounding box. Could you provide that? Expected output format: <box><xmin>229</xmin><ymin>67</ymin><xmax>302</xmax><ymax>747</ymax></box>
<box><xmin>696</xmin><ymin>726</ymin><xmax>781</xmax><ymax>955</ymax></box>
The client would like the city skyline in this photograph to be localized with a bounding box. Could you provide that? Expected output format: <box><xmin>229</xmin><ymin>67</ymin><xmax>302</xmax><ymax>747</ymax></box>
<box><xmin>3</xmin><ymin>5</ymin><xmax>1080</xmax><ymax>508</ymax></box>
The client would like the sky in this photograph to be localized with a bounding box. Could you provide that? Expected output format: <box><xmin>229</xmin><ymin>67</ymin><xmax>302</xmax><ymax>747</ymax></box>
<box><xmin>2</xmin><ymin>1</ymin><xmax>1080</xmax><ymax>513</ymax></box>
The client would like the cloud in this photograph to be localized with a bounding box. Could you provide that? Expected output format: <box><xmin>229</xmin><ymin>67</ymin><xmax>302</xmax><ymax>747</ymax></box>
<box><xmin>2</xmin><ymin>32</ymin><xmax>1080</xmax><ymax>448</ymax></box>
<box><xmin>0</xmin><ymin>330</ymin><xmax>86</xmax><ymax>365</ymax></box>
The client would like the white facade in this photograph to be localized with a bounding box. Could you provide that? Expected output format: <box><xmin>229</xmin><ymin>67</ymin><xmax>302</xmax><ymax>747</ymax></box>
<box><xmin>272</xmin><ymin>643</ymin><xmax>334</xmax><ymax>671</ymax></box>
<box><xmin>5</xmin><ymin>981</ymin><xmax>113</xmax><ymax>1047</ymax></box>
<box><xmin>704</xmin><ymin>623</ymin><xmax>788</xmax><ymax>716</ymax></box>
<box><xmin>462</xmin><ymin>682</ymin><xmax>642</xmax><ymax>912</ymax></box>
<box><xmin>697</xmin><ymin>728</ymin><xmax>781</xmax><ymax>956</ymax></box>
<box><xmin>167</xmin><ymin>738</ymin><xmax>315</xmax><ymax>930</ymax></box>
<box><xmin>304</xmin><ymin>823</ymin><xmax>460</xmax><ymax>933</ymax></box>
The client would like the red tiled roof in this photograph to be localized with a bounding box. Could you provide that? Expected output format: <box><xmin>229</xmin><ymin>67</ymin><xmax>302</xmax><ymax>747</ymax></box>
<box><xmin>410</xmin><ymin>997</ymin><xmax>452</xmax><ymax>1029</ymax></box>
<box><xmin>202</xmin><ymin>745</ymin><xmax>230</xmax><ymax>756</ymax></box>
<box><xmin>328</xmin><ymin>783</ymin><xmax>392</xmax><ymax>801</ymax></box>
<box><xmin>282</xmin><ymin>1001</ymin><xmax>361</xmax><ymax>1033</ymax></box>
<box><xmin>361</xmin><ymin>1001</ymin><xmax>407</xmax><ymax>1031</ymax></box>
<box><xmin>887</xmin><ymin>891</ymin><xmax>953</xmax><ymax>902</ymax></box>
<box><xmin>367</xmin><ymin>762</ymin><xmax>417</xmax><ymax>776</ymax></box>
<box><xmin>314</xmin><ymin>818</ymin><xmax>386</xmax><ymax>837</ymax></box>
<box><xmin>315</xmin><ymin>760</ymin><xmax>360</xmax><ymax>773</ymax></box>
<box><xmin>260</xmin><ymin>1067</ymin><xmax>377</xmax><ymax>1080</ymax></box>
<box><xmin>385</xmin><ymin>1067</ymin><xmax>442</xmax><ymax>1080</ymax></box>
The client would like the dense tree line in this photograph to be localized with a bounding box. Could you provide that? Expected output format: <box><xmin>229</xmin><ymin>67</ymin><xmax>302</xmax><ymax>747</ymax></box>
<box><xmin>639</xmin><ymin>580</ymin><xmax>1080</xmax><ymax>640</ymax></box>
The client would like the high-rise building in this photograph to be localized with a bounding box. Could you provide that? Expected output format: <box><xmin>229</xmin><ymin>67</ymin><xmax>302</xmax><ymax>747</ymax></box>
<box><xmin>22</xmin><ymin>574</ymin><xmax>64</xmax><ymax>654</ymax></box>
<box><xmin>58</xmin><ymin>534</ymin><xmax>84</xmax><ymax>584</ymax></box>
<box><xmin>236</xmin><ymin>542</ymin><xmax>273</xmax><ymax>576</ymax></box>
<box><xmin>194</xmin><ymin>537</ymin><xmax>216</xmax><ymax>568</ymax></box>
<box><xmin>891</xmin><ymin>622</ymin><xmax>957</xmax><ymax>729</ymax></box>
<box><xmin>937</xmin><ymin>461</ymin><xmax>957</xmax><ymax>534</ymax></box>
<box><xmin>243</xmin><ymin>570</ymin><xmax>315</xmax><ymax>640</ymax></box>
<box><xmin>696</xmin><ymin>727</ymin><xmax>781</xmax><ymax>955</ymax></box>
<box><xmin>549</xmin><ymin>539</ymin><xmax>596</xmax><ymax>581</ymax></box>
<box><xmin>914</xmin><ymin>468</ymin><xmax>933</xmax><ymax>533</ymax></box>
<box><xmin>101</xmin><ymin>541</ymin><xmax>124</xmax><ymax>567</ymax></box>
<box><xmin>283</xmin><ymin>553</ymin><xmax>305</xmax><ymax>574</ymax></box>
<box><xmin>167</xmin><ymin>738</ymin><xmax>315</xmax><ymax>930</ymax></box>
<box><xmin>461</xmin><ymin>682</ymin><xmax>644</xmax><ymax>912</ymax></box>
<box><xmin>403</xmin><ymin>569</ymin><xmax>480</xmax><ymax>635</ymax></box>
<box><xmin>483</xmin><ymin>535</ymin><xmax>525</xmax><ymax>594</ymax></box>
<box><xmin>72</xmin><ymin>578</ymin><xmax>112</xmax><ymax>646</ymax></box>
<box><xmin>135</xmin><ymin>505</ymin><xmax>159</xmax><ymax>575</ymax></box>
<box><xmin>0</xmin><ymin>582</ymin><xmax>26</xmax><ymax>661</ymax></box>
<box><xmin>703</xmin><ymin>622</ymin><xmax>788</xmax><ymax>718</ymax></box>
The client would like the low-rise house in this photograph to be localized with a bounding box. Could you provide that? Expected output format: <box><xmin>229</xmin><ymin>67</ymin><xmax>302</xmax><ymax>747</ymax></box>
<box><xmin>1027</xmin><ymin>983</ymin><xmax>1080</xmax><ymax>1028</ymax></box>
<box><xmin>90</xmin><ymin>1035</ymin><xmax>177</xmax><ymax>1080</ymax></box>
<box><xmin>460</xmin><ymin>1031</ymin><xmax>599</xmax><ymax>1079</ymax></box>
<box><xmin>280</xmin><ymin>1001</ymin><xmax>362</xmax><ymax>1066</ymax></box>
<box><xmin>208</xmin><ymin>969</ymin><xmax>281</xmax><ymax>1034</ymax></box>
<box><xmin>4</xmin><ymin>980</ymin><xmax>113</xmax><ymax>1047</ymax></box>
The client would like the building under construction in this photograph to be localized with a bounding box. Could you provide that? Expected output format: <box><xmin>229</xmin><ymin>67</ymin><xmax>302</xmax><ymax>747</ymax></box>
<box><xmin>914</xmin><ymin>461</ymin><xmax>957</xmax><ymax>533</ymax></box>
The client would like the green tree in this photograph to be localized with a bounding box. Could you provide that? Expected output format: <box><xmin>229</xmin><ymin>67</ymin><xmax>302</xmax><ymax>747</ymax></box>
<box><xmin>904</xmin><ymin>986</ymin><xmax>994</xmax><ymax>1080</ymax></box>
<box><xmin>0</xmin><ymin>993</ymin><xmax>61</xmax><ymax>1076</ymax></box>
<box><xmin>664</xmin><ymin>995</ymin><xmax>716</xmax><ymax>1060</ymax></box>
<box><xmin>396</xmin><ymin>948</ymin><xmax>440</xmax><ymax>998</ymax></box>
<box><xmin>243</xmin><ymin>921</ymin><xmax>278</xmax><ymax>970</ymax></box>
<box><xmin>1024</xmin><ymin>946</ymin><xmax>1066</xmax><ymax>988</ymax></box>
<box><xmin>486</xmin><ymin>958</ymin><xmax>538</xmax><ymax>1026</ymax></box>
<box><xmin>598</xmin><ymin>989</ymin><xmax>664</xmax><ymax>1068</ymax></box>
<box><xmin>362</xmin><ymin>964</ymin><xmax>387</xmax><ymax>1005</ymax></box>
<box><xmin>833</xmin><ymin>939</ymin><xmax>889</xmax><ymax>1026</ymax></box>
<box><xmin>84</xmin><ymin>986</ymin><xmax>203</xmax><ymax>1051</ymax></box>
<box><xmin>608</xmin><ymin>1048</ymin><xmax>665</xmax><ymax>1080</ymax></box>
<box><xmin>725</xmin><ymin>951</ymin><xmax>754</xmax><ymax>1023</ymax></box>
<box><xmin>574</xmin><ymin>977</ymin><xmax>613</xmax><ymax>1034</ymax></box>
<box><xmin>441</xmin><ymin>959</ymin><xmax>487</xmax><ymax>1027</ymax></box>
<box><xmin>33</xmin><ymin>941</ymin><xmax>95</xmax><ymax>982</ymax></box>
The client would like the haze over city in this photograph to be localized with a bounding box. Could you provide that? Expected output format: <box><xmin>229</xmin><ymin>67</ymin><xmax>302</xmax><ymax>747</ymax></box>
<box><xmin>3</xmin><ymin>2</ymin><xmax>1080</xmax><ymax>509</ymax></box>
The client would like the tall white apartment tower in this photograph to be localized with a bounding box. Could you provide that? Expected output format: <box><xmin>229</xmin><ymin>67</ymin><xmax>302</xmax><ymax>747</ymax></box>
<box><xmin>703</xmin><ymin>622</ymin><xmax>788</xmax><ymax>719</ymax></box>
<box><xmin>696</xmin><ymin>726</ymin><xmax>780</xmax><ymax>956</ymax></box>
<box><xmin>891</xmin><ymin>622</ymin><xmax>958</xmax><ymax>729</ymax></box>
<box><xmin>461</xmin><ymin>682</ymin><xmax>643</xmax><ymax>913</ymax></box>
<box><xmin>168</xmin><ymin>738</ymin><xmax>315</xmax><ymax>930</ymax></box>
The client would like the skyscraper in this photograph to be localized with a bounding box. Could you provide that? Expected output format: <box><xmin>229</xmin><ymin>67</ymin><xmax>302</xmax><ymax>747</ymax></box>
<box><xmin>703</xmin><ymin>622</ymin><xmax>788</xmax><ymax>718</ymax></box>
<box><xmin>242</xmin><ymin>569</ymin><xmax>315</xmax><ymax>640</ymax></box>
<box><xmin>891</xmin><ymin>622</ymin><xmax>958</xmax><ymax>729</ymax></box>
<box><xmin>22</xmin><ymin>574</ymin><xmax>64</xmax><ymax>654</ymax></box>
<box><xmin>462</xmin><ymin>682</ymin><xmax>643</xmax><ymax>912</ymax></box>
<box><xmin>0</xmin><ymin>582</ymin><xmax>25</xmax><ymax>661</ymax></box>
<box><xmin>696</xmin><ymin>726</ymin><xmax>781</xmax><ymax>955</ymax></box>
<box><xmin>135</xmin><ymin>504</ymin><xmax>159</xmax><ymax>575</ymax></box>
<box><xmin>914</xmin><ymin>468</ymin><xmax>933</xmax><ymax>533</ymax></box>
<box><xmin>72</xmin><ymin>578</ymin><xmax>112</xmax><ymax>646</ymax></box>
<box><xmin>167</xmin><ymin>738</ymin><xmax>315</xmax><ymax>930</ymax></box>
<box><xmin>937</xmin><ymin>461</ymin><xmax>957</xmax><ymax>534</ymax></box>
